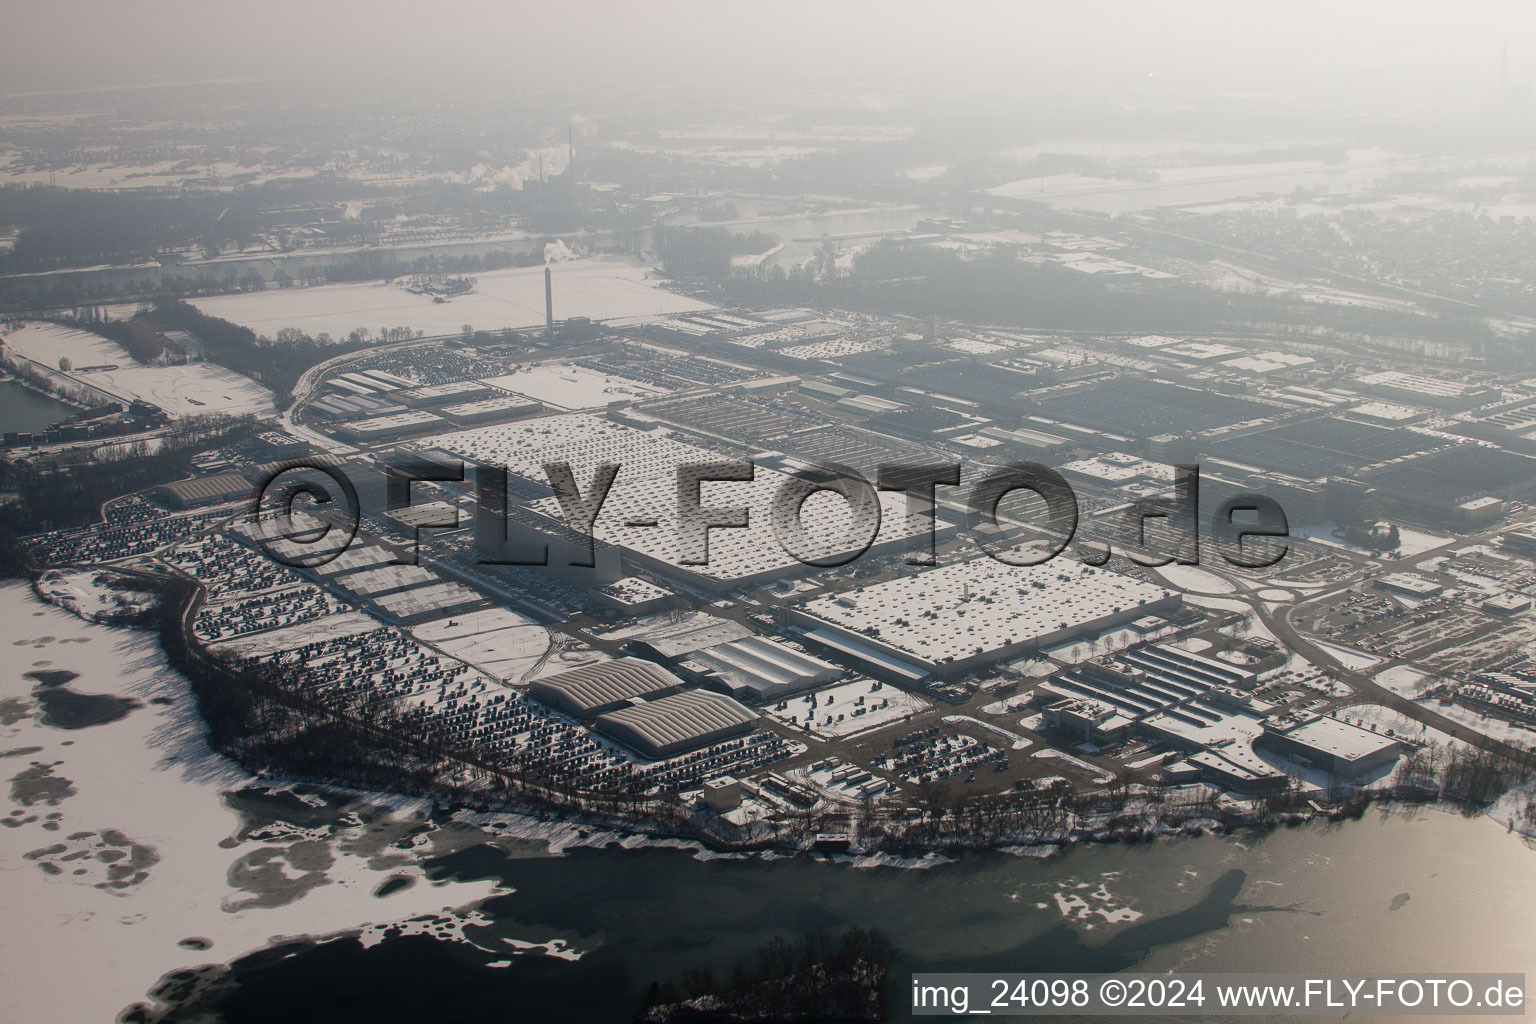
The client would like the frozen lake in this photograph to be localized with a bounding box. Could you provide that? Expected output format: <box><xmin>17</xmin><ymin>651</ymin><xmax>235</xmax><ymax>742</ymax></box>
<box><xmin>5</xmin><ymin>582</ymin><xmax>1534</xmax><ymax>1023</ymax></box>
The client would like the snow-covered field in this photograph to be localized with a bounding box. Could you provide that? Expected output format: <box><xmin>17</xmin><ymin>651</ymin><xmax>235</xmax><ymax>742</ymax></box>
<box><xmin>189</xmin><ymin>258</ymin><xmax>715</xmax><ymax>340</ymax></box>
<box><xmin>78</xmin><ymin>362</ymin><xmax>275</xmax><ymax>416</ymax></box>
<box><xmin>1292</xmin><ymin>522</ymin><xmax>1453</xmax><ymax>561</ymax></box>
<box><xmin>1375</xmin><ymin>664</ymin><xmax>1434</xmax><ymax>698</ymax></box>
<box><xmin>1426</xmin><ymin>698</ymin><xmax>1536</xmax><ymax>750</ymax></box>
<box><xmin>1153</xmin><ymin>564</ymin><xmax>1237</xmax><ymax>594</ymax></box>
<box><xmin>1</xmin><ymin>322</ymin><xmax>128</xmax><ymax>368</ymax></box>
<box><xmin>1342</xmin><ymin>703</ymin><xmax>1458</xmax><ymax>748</ymax></box>
<box><xmin>1309</xmin><ymin>639</ymin><xmax>1382</xmax><ymax>671</ymax></box>
<box><xmin>33</xmin><ymin>569</ymin><xmax>157</xmax><ymax>622</ymax></box>
<box><xmin>408</xmin><ymin>606</ymin><xmax>580</xmax><ymax>683</ymax></box>
<box><xmin>0</xmin><ymin>321</ymin><xmax>274</xmax><ymax>416</ymax></box>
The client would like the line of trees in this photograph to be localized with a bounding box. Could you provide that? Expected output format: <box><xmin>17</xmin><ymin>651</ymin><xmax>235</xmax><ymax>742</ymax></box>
<box><xmin>0</xmin><ymin>413</ymin><xmax>259</xmax><ymax>546</ymax></box>
<box><xmin>67</xmin><ymin>300</ymin><xmax>369</xmax><ymax>407</ymax></box>
<box><xmin>641</xmin><ymin>927</ymin><xmax>897</xmax><ymax>1023</ymax></box>
<box><xmin>654</xmin><ymin>225</ymin><xmax>778</xmax><ymax>280</ymax></box>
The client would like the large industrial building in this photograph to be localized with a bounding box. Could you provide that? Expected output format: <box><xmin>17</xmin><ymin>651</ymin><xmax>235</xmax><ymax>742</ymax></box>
<box><xmin>440</xmin><ymin>394</ymin><xmax>543</xmax><ymax>425</ymax></box>
<box><xmin>335</xmin><ymin>410</ymin><xmax>447</xmax><ymax>442</ymax></box>
<box><xmin>368</xmin><ymin>581</ymin><xmax>486</xmax><ymax>623</ymax></box>
<box><xmin>593</xmin><ymin>688</ymin><xmax>759</xmax><ymax>758</ymax></box>
<box><xmin>1258</xmin><ymin>711</ymin><xmax>1402</xmax><ymax>776</ymax></box>
<box><xmin>422</xmin><ymin>413</ymin><xmax>943</xmax><ymax>590</ymax></box>
<box><xmin>791</xmin><ymin>558</ymin><xmax>1179</xmax><ymax>678</ymax></box>
<box><xmin>528</xmin><ymin>658</ymin><xmax>685</xmax><ymax>719</ymax></box>
<box><xmin>156</xmin><ymin>471</ymin><xmax>254</xmax><ymax>509</ymax></box>
<box><xmin>680</xmin><ymin>635</ymin><xmax>841</xmax><ymax>701</ymax></box>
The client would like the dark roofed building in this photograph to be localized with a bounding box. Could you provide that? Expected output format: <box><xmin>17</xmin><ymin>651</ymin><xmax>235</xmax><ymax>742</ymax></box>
<box><xmin>156</xmin><ymin>471</ymin><xmax>253</xmax><ymax>510</ymax></box>
<box><xmin>594</xmin><ymin>689</ymin><xmax>758</xmax><ymax>758</ymax></box>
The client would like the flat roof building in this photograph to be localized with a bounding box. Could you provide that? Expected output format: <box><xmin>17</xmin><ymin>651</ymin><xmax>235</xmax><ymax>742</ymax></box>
<box><xmin>1042</xmin><ymin>697</ymin><xmax>1134</xmax><ymax>745</ymax></box>
<box><xmin>440</xmin><ymin>394</ymin><xmax>543</xmax><ymax>425</ymax></box>
<box><xmin>333</xmin><ymin>564</ymin><xmax>440</xmax><ymax>600</ymax></box>
<box><xmin>156</xmin><ymin>471</ymin><xmax>253</xmax><ymax>509</ymax></box>
<box><xmin>588</xmin><ymin>576</ymin><xmax>675</xmax><ymax>615</ymax></box>
<box><xmin>368</xmin><ymin>581</ymin><xmax>485</xmax><ymax>623</ymax></box>
<box><xmin>254</xmin><ymin>430</ymin><xmax>310</xmax><ymax>461</ymax></box>
<box><xmin>1376</xmin><ymin>573</ymin><xmax>1443</xmax><ymax>598</ymax></box>
<box><xmin>398</xmin><ymin>380</ymin><xmax>494</xmax><ymax>408</ymax></box>
<box><xmin>422</xmin><ymin>413</ymin><xmax>943</xmax><ymax>590</ymax></box>
<box><xmin>1259</xmin><ymin>711</ymin><xmax>1401</xmax><ymax>776</ymax></box>
<box><xmin>701</xmin><ymin>775</ymin><xmax>742</xmax><ymax>811</ymax></box>
<box><xmin>335</xmin><ymin>410</ymin><xmax>447</xmax><ymax>442</ymax></box>
<box><xmin>791</xmin><ymin>557</ymin><xmax>1178</xmax><ymax>676</ymax></box>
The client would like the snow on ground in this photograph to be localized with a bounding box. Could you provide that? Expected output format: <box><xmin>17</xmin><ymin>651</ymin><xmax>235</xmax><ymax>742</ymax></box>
<box><xmin>75</xmin><ymin>362</ymin><xmax>275</xmax><ymax>417</ymax></box>
<box><xmin>1342</xmin><ymin>704</ymin><xmax>1458</xmax><ymax>749</ymax></box>
<box><xmin>1032</xmin><ymin>748</ymin><xmax>1113</xmax><ymax>785</ymax></box>
<box><xmin>1</xmin><ymin>321</ymin><xmax>130</xmax><ymax>368</ymax></box>
<box><xmin>211</xmin><ymin>610</ymin><xmax>381</xmax><ymax>657</ymax></box>
<box><xmin>1375</xmin><ymin>665</ymin><xmax>1434</xmax><ymax>699</ymax></box>
<box><xmin>1309</xmin><ymin>639</ymin><xmax>1382</xmax><ymax>671</ymax></box>
<box><xmin>943</xmin><ymin>714</ymin><xmax>1032</xmax><ymax>750</ymax></box>
<box><xmin>1423</xmin><ymin>698</ymin><xmax>1536</xmax><ymax>751</ymax></box>
<box><xmin>980</xmin><ymin>694</ymin><xmax>1037</xmax><ymax>717</ymax></box>
<box><xmin>0</xmin><ymin>321</ymin><xmax>274</xmax><ymax>416</ymax></box>
<box><xmin>412</xmin><ymin>609</ymin><xmax>555</xmax><ymax>685</ymax></box>
<box><xmin>1292</xmin><ymin>522</ymin><xmax>1453</xmax><ymax>560</ymax></box>
<box><xmin>0</xmin><ymin>582</ymin><xmax>510</xmax><ymax>1024</ymax></box>
<box><xmin>763</xmin><ymin>679</ymin><xmax>929</xmax><ymax>739</ymax></box>
<box><xmin>189</xmin><ymin>258</ymin><xmax>714</xmax><ymax>340</ymax></box>
<box><xmin>479</xmin><ymin>361</ymin><xmax>668</xmax><ymax>410</ymax></box>
<box><xmin>1153</xmin><ymin>564</ymin><xmax>1237</xmax><ymax>594</ymax></box>
<box><xmin>1044</xmin><ymin>622</ymin><xmax>1178</xmax><ymax>665</ymax></box>
<box><xmin>1180</xmin><ymin>593</ymin><xmax>1252</xmax><ymax>616</ymax></box>
<box><xmin>33</xmin><ymin>570</ymin><xmax>156</xmax><ymax>623</ymax></box>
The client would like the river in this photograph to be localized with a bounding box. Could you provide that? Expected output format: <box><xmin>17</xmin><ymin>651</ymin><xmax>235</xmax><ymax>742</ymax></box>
<box><xmin>1</xmin><ymin>581</ymin><xmax>1533</xmax><ymax>1023</ymax></box>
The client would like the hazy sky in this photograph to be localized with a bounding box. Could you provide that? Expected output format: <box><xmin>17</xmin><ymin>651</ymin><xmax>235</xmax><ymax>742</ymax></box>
<box><xmin>5</xmin><ymin>0</ymin><xmax>1536</xmax><ymax>117</ymax></box>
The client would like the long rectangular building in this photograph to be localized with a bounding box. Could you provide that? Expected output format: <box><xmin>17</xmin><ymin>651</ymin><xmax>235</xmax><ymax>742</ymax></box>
<box><xmin>1259</xmin><ymin>711</ymin><xmax>1401</xmax><ymax>776</ymax></box>
<box><xmin>423</xmin><ymin>413</ymin><xmax>944</xmax><ymax>590</ymax></box>
<box><xmin>791</xmin><ymin>557</ymin><xmax>1179</xmax><ymax>676</ymax></box>
<box><xmin>594</xmin><ymin>689</ymin><xmax>759</xmax><ymax>758</ymax></box>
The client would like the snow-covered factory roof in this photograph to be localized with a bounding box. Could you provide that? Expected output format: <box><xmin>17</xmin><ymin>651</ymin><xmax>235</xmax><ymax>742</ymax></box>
<box><xmin>794</xmin><ymin>557</ymin><xmax>1176</xmax><ymax>670</ymax></box>
<box><xmin>423</xmin><ymin>413</ymin><xmax>938</xmax><ymax>584</ymax></box>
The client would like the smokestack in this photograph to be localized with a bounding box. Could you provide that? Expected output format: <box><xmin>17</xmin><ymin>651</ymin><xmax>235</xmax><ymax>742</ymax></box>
<box><xmin>568</xmin><ymin>124</ymin><xmax>574</xmax><ymax>185</ymax></box>
<box><xmin>544</xmin><ymin>266</ymin><xmax>554</xmax><ymax>332</ymax></box>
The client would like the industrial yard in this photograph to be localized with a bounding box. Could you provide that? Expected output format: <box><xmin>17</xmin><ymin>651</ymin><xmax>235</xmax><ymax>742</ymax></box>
<box><xmin>7</xmin><ymin>26</ymin><xmax>1536</xmax><ymax>1016</ymax></box>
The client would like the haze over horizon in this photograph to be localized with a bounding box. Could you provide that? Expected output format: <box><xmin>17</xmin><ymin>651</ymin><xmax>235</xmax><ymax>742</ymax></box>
<box><xmin>5</xmin><ymin>0</ymin><xmax>1535</xmax><ymax>126</ymax></box>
